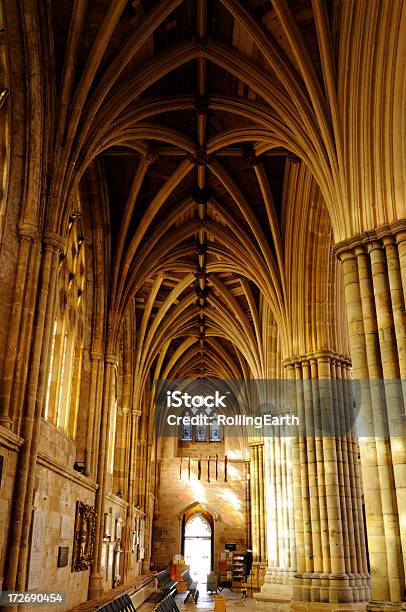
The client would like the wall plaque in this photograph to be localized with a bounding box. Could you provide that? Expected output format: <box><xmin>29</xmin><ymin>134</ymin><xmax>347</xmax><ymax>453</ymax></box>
<box><xmin>58</xmin><ymin>546</ymin><xmax>69</xmax><ymax>568</ymax></box>
<box><xmin>27</xmin><ymin>510</ymin><xmax>45</xmax><ymax>589</ymax></box>
<box><xmin>72</xmin><ymin>501</ymin><xmax>96</xmax><ymax>572</ymax></box>
<box><xmin>103</xmin><ymin>511</ymin><xmax>112</xmax><ymax>540</ymax></box>
<box><xmin>60</xmin><ymin>515</ymin><xmax>71</xmax><ymax>540</ymax></box>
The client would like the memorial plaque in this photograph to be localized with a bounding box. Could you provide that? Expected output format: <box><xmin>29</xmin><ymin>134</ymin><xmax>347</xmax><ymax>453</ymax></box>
<box><xmin>60</xmin><ymin>515</ymin><xmax>71</xmax><ymax>540</ymax></box>
<box><xmin>27</xmin><ymin>510</ymin><xmax>45</xmax><ymax>589</ymax></box>
<box><xmin>58</xmin><ymin>546</ymin><xmax>69</xmax><ymax>567</ymax></box>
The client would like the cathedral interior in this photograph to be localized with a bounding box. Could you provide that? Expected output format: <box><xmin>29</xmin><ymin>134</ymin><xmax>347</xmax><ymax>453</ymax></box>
<box><xmin>0</xmin><ymin>0</ymin><xmax>405</xmax><ymax>611</ymax></box>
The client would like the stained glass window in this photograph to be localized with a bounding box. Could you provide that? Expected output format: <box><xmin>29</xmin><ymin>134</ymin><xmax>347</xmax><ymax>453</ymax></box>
<box><xmin>196</xmin><ymin>423</ymin><xmax>207</xmax><ymax>442</ymax></box>
<box><xmin>210</xmin><ymin>415</ymin><xmax>221</xmax><ymax>441</ymax></box>
<box><xmin>179</xmin><ymin>411</ymin><xmax>222</xmax><ymax>442</ymax></box>
<box><xmin>181</xmin><ymin>412</ymin><xmax>193</xmax><ymax>441</ymax></box>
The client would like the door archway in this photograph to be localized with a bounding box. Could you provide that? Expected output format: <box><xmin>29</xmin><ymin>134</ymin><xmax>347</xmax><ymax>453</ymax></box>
<box><xmin>182</xmin><ymin>508</ymin><xmax>214</xmax><ymax>583</ymax></box>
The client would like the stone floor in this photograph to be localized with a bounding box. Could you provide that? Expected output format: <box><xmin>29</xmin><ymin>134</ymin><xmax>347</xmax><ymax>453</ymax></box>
<box><xmin>138</xmin><ymin>585</ymin><xmax>282</xmax><ymax>612</ymax></box>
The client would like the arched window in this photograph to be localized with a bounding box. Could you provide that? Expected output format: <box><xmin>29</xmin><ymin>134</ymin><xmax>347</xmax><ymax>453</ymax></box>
<box><xmin>185</xmin><ymin>513</ymin><xmax>212</xmax><ymax>538</ymax></box>
<box><xmin>180</xmin><ymin>412</ymin><xmax>222</xmax><ymax>442</ymax></box>
<box><xmin>209</xmin><ymin>414</ymin><xmax>221</xmax><ymax>442</ymax></box>
<box><xmin>196</xmin><ymin>421</ymin><xmax>207</xmax><ymax>442</ymax></box>
<box><xmin>44</xmin><ymin>211</ymin><xmax>85</xmax><ymax>438</ymax></box>
<box><xmin>181</xmin><ymin>411</ymin><xmax>193</xmax><ymax>441</ymax></box>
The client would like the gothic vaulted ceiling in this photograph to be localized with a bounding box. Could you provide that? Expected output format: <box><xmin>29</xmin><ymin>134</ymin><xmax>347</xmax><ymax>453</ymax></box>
<box><xmin>26</xmin><ymin>0</ymin><xmax>403</xmax><ymax>385</ymax></box>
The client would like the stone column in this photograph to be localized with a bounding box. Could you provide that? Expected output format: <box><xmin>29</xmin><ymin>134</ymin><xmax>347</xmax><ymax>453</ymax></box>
<box><xmin>256</xmin><ymin>365</ymin><xmax>297</xmax><ymax>604</ymax></box>
<box><xmin>85</xmin><ymin>350</ymin><xmax>104</xmax><ymax>478</ymax></box>
<box><xmin>4</xmin><ymin>232</ymin><xmax>64</xmax><ymax>592</ymax></box>
<box><xmin>142</xmin><ymin>440</ymin><xmax>156</xmax><ymax>574</ymax></box>
<box><xmin>88</xmin><ymin>353</ymin><xmax>117</xmax><ymax>600</ymax></box>
<box><xmin>250</xmin><ymin>442</ymin><xmax>259</xmax><ymax>562</ymax></box>
<box><xmin>0</xmin><ymin>222</ymin><xmax>40</xmax><ymax>429</ymax></box>
<box><xmin>244</xmin><ymin>459</ymin><xmax>251</xmax><ymax>550</ymax></box>
<box><xmin>279</xmin><ymin>352</ymin><xmax>370</xmax><ymax>611</ymax></box>
<box><xmin>335</xmin><ymin>221</ymin><xmax>406</xmax><ymax>612</ymax></box>
<box><xmin>249</xmin><ymin>441</ymin><xmax>267</xmax><ymax>583</ymax></box>
<box><xmin>122</xmin><ymin>407</ymin><xmax>142</xmax><ymax>579</ymax></box>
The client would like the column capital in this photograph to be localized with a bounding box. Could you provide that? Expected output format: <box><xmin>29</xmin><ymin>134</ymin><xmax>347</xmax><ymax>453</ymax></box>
<box><xmin>333</xmin><ymin>237</ymin><xmax>364</xmax><ymax>260</ymax></box>
<box><xmin>18</xmin><ymin>221</ymin><xmax>39</xmax><ymax>243</ymax></box>
<box><xmin>394</xmin><ymin>229</ymin><xmax>406</xmax><ymax>245</ymax></box>
<box><xmin>283</xmin><ymin>350</ymin><xmax>351</xmax><ymax>368</ymax></box>
<box><xmin>105</xmin><ymin>354</ymin><xmax>118</xmax><ymax>366</ymax></box>
<box><xmin>366</xmin><ymin>238</ymin><xmax>384</xmax><ymax>254</ymax></box>
<box><xmin>380</xmin><ymin>234</ymin><xmax>397</xmax><ymax>248</ymax></box>
<box><xmin>282</xmin><ymin>356</ymin><xmax>300</xmax><ymax>368</ymax></box>
<box><xmin>378</xmin><ymin>218</ymin><xmax>406</xmax><ymax>242</ymax></box>
<box><xmin>334</xmin><ymin>218</ymin><xmax>406</xmax><ymax>259</ymax></box>
<box><xmin>43</xmin><ymin>231</ymin><xmax>66</xmax><ymax>253</ymax></box>
<box><xmin>248</xmin><ymin>441</ymin><xmax>264</xmax><ymax>448</ymax></box>
<box><xmin>312</xmin><ymin>349</ymin><xmax>351</xmax><ymax>365</ymax></box>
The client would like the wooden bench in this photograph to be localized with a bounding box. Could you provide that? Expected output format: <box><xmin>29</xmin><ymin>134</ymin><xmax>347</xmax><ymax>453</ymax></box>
<box><xmin>153</xmin><ymin>593</ymin><xmax>180</xmax><ymax>612</ymax></box>
<box><xmin>96</xmin><ymin>593</ymin><xmax>136</xmax><ymax>612</ymax></box>
<box><xmin>155</xmin><ymin>569</ymin><xmax>178</xmax><ymax>596</ymax></box>
<box><xmin>181</xmin><ymin>570</ymin><xmax>199</xmax><ymax>603</ymax></box>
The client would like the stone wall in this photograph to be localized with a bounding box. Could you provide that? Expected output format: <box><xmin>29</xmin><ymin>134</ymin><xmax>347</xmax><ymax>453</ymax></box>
<box><xmin>35</xmin><ymin>422</ymin><xmax>144</xmax><ymax>607</ymax></box>
<box><xmin>0</xmin><ymin>428</ymin><xmax>23</xmax><ymax>589</ymax></box>
<box><xmin>100</xmin><ymin>493</ymin><xmax>131</xmax><ymax>593</ymax></box>
<box><xmin>152</xmin><ymin>438</ymin><xmax>248</xmax><ymax>571</ymax></box>
<box><xmin>34</xmin><ymin>421</ymin><xmax>97</xmax><ymax>611</ymax></box>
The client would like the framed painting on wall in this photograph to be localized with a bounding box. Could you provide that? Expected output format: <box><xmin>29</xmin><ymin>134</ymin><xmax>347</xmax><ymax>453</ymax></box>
<box><xmin>72</xmin><ymin>501</ymin><xmax>96</xmax><ymax>572</ymax></box>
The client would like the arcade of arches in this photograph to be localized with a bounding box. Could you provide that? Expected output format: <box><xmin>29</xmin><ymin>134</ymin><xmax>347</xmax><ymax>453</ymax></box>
<box><xmin>0</xmin><ymin>0</ymin><xmax>405</xmax><ymax>611</ymax></box>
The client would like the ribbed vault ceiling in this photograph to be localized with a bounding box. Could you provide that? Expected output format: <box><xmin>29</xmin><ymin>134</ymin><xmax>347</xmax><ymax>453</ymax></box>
<box><xmin>46</xmin><ymin>0</ymin><xmax>362</xmax><ymax>386</ymax></box>
<box><xmin>90</xmin><ymin>0</ymin><xmax>299</xmax><ymax>384</ymax></box>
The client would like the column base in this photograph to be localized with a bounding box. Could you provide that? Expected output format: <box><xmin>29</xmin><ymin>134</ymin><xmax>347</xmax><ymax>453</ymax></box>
<box><xmin>292</xmin><ymin>573</ymin><xmax>370</xmax><ymax>605</ymax></box>
<box><xmin>254</xmin><ymin>566</ymin><xmax>296</xmax><ymax>605</ymax></box>
<box><xmin>88</xmin><ymin>573</ymin><xmax>104</xmax><ymax>600</ymax></box>
<box><xmin>367</xmin><ymin>601</ymin><xmax>406</xmax><ymax>612</ymax></box>
<box><xmin>290</xmin><ymin>601</ymin><xmax>367</xmax><ymax>612</ymax></box>
<box><xmin>257</xmin><ymin>562</ymin><xmax>267</xmax><ymax>587</ymax></box>
<box><xmin>142</xmin><ymin>561</ymin><xmax>151</xmax><ymax>574</ymax></box>
<box><xmin>248</xmin><ymin>562</ymin><xmax>267</xmax><ymax>590</ymax></box>
<box><xmin>254</xmin><ymin>582</ymin><xmax>293</xmax><ymax>604</ymax></box>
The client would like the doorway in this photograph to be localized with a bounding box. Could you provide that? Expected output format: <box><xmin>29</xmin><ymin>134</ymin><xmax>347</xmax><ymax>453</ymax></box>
<box><xmin>183</xmin><ymin>512</ymin><xmax>212</xmax><ymax>583</ymax></box>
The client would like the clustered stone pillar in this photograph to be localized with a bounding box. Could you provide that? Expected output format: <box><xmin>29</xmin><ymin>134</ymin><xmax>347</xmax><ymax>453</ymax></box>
<box><xmin>123</xmin><ymin>407</ymin><xmax>142</xmax><ymax>577</ymax></box>
<box><xmin>4</xmin><ymin>231</ymin><xmax>64</xmax><ymax>595</ymax></box>
<box><xmin>89</xmin><ymin>353</ymin><xmax>118</xmax><ymax>600</ymax></box>
<box><xmin>257</xmin><ymin>431</ymin><xmax>296</xmax><ymax>601</ymax></box>
<box><xmin>287</xmin><ymin>352</ymin><xmax>370</xmax><ymax>609</ymax></box>
<box><xmin>0</xmin><ymin>222</ymin><xmax>41</xmax><ymax>431</ymax></box>
<box><xmin>335</xmin><ymin>221</ymin><xmax>406</xmax><ymax>611</ymax></box>
<box><xmin>244</xmin><ymin>459</ymin><xmax>252</xmax><ymax>551</ymax></box>
<box><xmin>249</xmin><ymin>441</ymin><xmax>267</xmax><ymax>582</ymax></box>
<box><xmin>85</xmin><ymin>350</ymin><xmax>104</xmax><ymax>478</ymax></box>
